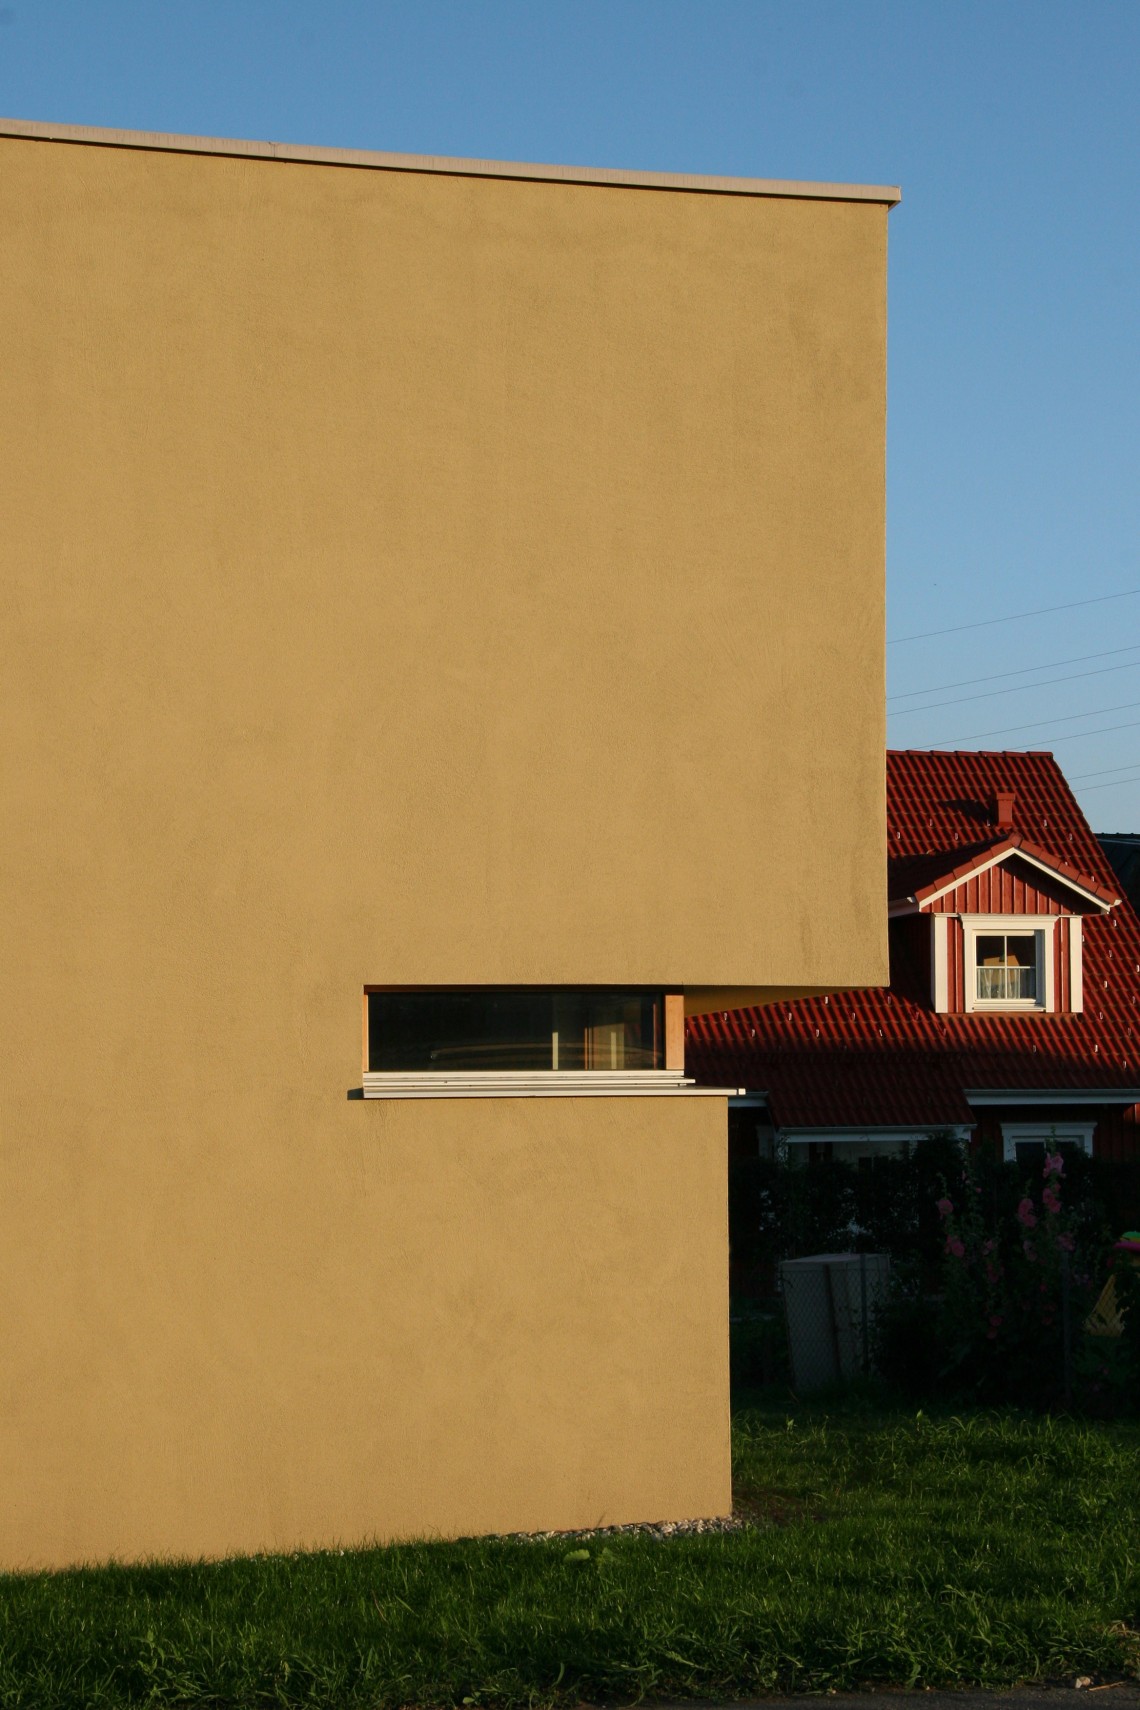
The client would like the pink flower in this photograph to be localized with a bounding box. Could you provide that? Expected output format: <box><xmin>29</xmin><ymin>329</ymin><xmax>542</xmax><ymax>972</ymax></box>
<box><xmin>945</xmin><ymin>1236</ymin><xmax>966</xmax><ymax>1259</ymax></box>
<box><xmin>1057</xmin><ymin>1232</ymin><xmax>1075</xmax><ymax>1252</ymax></box>
<box><xmin>982</xmin><ymin>1239</ymin><xmax>995</xmax><ymax>1255</ymax></box>
<box><xmin>985</xmin><ymin>1261</ymin><xmax>1001</xmax><ymax>1284</ymax></box>
<box><xmin>1016</xmin><ymin>1198</ymin><xmax>1038</xmax><ymax>1229</ymax></box>
<box><xmin>989</xmin><ymin>1314</ymin><xmax>1003</xmax><ymax>1328</ymax></box>
<box><xmin>1043</xmin><ymin>1152</ymin><xmax>1065</xmax><ymax>1178</ymax></box>
<box><xmin>1042</xmin><ymin>1186</ymin><xmax>1061</xmax><ymax>1215</ymax></box>
<box><xmin>936</xmin><ymin>1197</ymin><xmax>954</xmax><ymax>1219</ymax></box>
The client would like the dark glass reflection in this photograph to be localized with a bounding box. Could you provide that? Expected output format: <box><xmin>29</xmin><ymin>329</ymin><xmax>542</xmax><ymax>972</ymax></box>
<box><xmin>368</xmin><ymin>989</ymin><xmax>662</xmax><ymax>1072</ymax></box>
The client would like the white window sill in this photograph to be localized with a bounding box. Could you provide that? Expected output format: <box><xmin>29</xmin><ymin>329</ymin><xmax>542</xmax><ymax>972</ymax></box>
<box><xmin>968</xmin><ymin>1000</ymin><xmax>1046</xmax><ymax>1014</ymax></box>
<box><xmin>361</xmin><ymin>1071</ymin><xmax>743</xmax><ymax>1099</ymax></box>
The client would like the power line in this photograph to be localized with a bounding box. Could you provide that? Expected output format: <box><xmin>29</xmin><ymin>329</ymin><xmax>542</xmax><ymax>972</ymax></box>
<box><xmin>889</xmin><ymin>642</ymin><xmax>1140</xmax><ymax>702</ymax></box>
<box><xmin>935</xmin><ymin>715</ymin><xmax>1140</xmax><ymax>751</ymax></box>
<box><xmin>889</xmin><ymin>588</ymin><xmax>1140</xmax><ymax>646</ymax></box>
<box><xmin>888</xmin><ymin>658</ymin><xmax>1138</xmax><ymax>717</ymax></box>
<box><xmin>937</xmin><ymin>698</ymin><xmax>1140</xmax><ymax>747</ymax></box>
<box><xmin>1075</xmin><ymin>772</ymin><xmax>1140</xmax><ymax>793</ymax></box>
<box><xmin>1069</xmin><ymin>761</ymin><xmax>1140</xmax><ymax>782</ymax></box>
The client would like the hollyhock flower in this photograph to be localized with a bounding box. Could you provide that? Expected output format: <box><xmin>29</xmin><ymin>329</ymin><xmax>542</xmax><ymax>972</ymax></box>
<box><xmin>936</xmin><ymin>1197</ymin><xmax>954</xmax><ymax>1219</ymax></box>
<box><xmin>982</xmin><ymin>1239</ymin><xmax>995</xmax><ymax>1255</ymax></box>
<box><xmin>985</xmin><ymin>1261</ymin><xmax>1001</xmax><ymax>1284</ymax></box>
<box><xmin>1016</xmin><ymin>1198</ymin><xmax>1037</xmax><ymax>1229</ymax></box>
<box><xmin>945</xmin><ymin>1236</ymin><xmax>966</xmax><ymax>1259</ymax></box>
<box><xmin>989</xmin><ymin>1314</ymin><xmax>1003</xmax><ymax>1328</ymax></box>
<box><xmin>1042</xmin><ymin>1186</ymin><xmax>1061</xmax><ymax>1215</ymax></box>
<box><xmin>1057</xmin><ymin>1232</ymin><xmax>1076</xmax><ymax>1252</ymax></box>
<box><xmin>1043</xmin><ymin>1152</ymin><xmax>1064</xmax><ymax>1178</ymax></box>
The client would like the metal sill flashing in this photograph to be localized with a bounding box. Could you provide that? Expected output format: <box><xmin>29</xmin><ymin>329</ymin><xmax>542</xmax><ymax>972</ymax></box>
<box><xmin>964</xmin><ymin>1088</ymin><xmax>1140</xmax><ymax>1106</ymax></box>
<box><xmin>362</xmin><ymin>1070</ymin><xmax>743</xmax><ymax>1099</ymax></box>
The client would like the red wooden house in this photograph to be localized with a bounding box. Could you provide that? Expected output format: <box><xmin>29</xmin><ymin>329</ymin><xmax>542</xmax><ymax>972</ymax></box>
<box><xmin>688</xmin><ymin>751</ymin><xmax>1140</xmax><ymax>1166</ymax></box>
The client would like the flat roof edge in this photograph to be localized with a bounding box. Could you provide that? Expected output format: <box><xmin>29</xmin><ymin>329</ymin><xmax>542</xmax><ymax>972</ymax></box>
<box><xmin>0</xmin><ymin>117</ymin><xmax>902</xmax><ymax>205</ymax></box>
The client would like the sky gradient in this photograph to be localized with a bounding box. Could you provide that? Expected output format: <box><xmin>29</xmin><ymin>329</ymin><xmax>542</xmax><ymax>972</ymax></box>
<box><xmin>2</xmin><ymin>0</ymin><xmax>1137</xmax><ymax>825</ymax></box>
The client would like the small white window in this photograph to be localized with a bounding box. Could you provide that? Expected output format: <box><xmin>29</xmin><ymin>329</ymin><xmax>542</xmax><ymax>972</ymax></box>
<box><xmin>1001</xmin><ymin>1122</ymin><xmax>1094</xmax><ymax>1167</ymax></box>
<box><xmin>962</xmin><ymin>916</ymin><xmax>1052</xmax><ymax>1013</ymax></box>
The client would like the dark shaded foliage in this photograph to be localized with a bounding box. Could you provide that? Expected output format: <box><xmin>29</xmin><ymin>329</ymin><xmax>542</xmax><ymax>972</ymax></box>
<box><xmin>729</xmin><ymin>1145</ymin><xmax>1140</xmax><ymax>1412</ymax></box>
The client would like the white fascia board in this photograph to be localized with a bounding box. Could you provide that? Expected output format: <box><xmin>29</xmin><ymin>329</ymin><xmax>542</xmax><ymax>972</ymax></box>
<box><xmin>964</xmin><ymin>1088</ymin><xmax>1140</xmax><ymax>1106</ymax></box>
<box><xmin>917</xmin><ymin>849</ymin><xmax>1113</xmax><ymax>913</ymax></box>
<box><xmin>779</xmin><ymin>1126</ymin><xmax>972</xmax><ymax>1144</ymax></box>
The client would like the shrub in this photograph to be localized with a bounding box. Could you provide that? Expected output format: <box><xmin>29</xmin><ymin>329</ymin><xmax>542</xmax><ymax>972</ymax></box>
<box><xmin>876</xmin><ymin>1145</ymin><xmax>1137</xmax><ymax>1411</ymax></box>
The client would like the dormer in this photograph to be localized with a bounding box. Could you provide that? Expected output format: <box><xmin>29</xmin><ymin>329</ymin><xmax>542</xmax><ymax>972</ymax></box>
<box><xmin>888</xmin><ymin>829</ymin><xmax>1118</xmax><ymax>1017</ymax></box>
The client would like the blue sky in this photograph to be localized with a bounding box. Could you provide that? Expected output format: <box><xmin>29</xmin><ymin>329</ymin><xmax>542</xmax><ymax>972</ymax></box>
<box><xmin>3</xmin><ymin>1</ymin><xmax>1138</xmax><ymax>826</ymax></box>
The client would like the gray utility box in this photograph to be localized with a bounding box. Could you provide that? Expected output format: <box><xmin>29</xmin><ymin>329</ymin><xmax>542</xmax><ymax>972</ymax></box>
<box><xmin>779</xmin><ymin>1252</ymin><xmax>890</xmax><ymax>1393</ymax></box>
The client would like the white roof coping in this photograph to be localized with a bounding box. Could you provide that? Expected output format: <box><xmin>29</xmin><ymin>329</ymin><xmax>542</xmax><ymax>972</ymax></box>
<box><xmin>0</xmin><ymin>117</ymin><xmax>901</xmax><ymax>206</ymax></box>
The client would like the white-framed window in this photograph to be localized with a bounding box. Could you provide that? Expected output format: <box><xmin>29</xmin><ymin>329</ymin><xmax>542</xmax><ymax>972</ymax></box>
<box><xmin>1001</xmin><ymin>1121</ymin><xmax>1094</xmax><ymax>1167</ymax></box>
<box><xmin>962</xmin><ymin>915</ymin><xmax>1053</xmax><ymax>1013</ymax></box>
<box><xmin>358</xmin><ymin>986</ymin><xmax>717</xmax><ymax>1098</ymax></box>
<box><xmin>781</xmin><ymin>1128</ymin><xmax>970</xmax><ymax>1162</ymax></box>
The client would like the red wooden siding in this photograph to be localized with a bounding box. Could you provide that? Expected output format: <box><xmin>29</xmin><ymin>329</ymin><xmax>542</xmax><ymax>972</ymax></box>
<box><xmin>926</xmin><ymin>855</ymin><xmax>1078</xmax><ymax>915</ymax></box>
<box><xmin>1093</xmin><ymin>1104</ymin><xmax>1140</xmax><ymax>1162</ymax></box>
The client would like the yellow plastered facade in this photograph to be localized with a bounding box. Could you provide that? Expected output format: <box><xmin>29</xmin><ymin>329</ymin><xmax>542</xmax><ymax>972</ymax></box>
<box><xmin>0</xmin><ymin>129</ymin><xmax>889</xmax><ymax>1567</ymax></box>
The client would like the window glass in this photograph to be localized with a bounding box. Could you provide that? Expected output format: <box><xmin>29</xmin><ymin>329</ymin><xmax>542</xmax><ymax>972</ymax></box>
<box><xmin>975</xmin><ymin>932</ymin><xmax>1037</xmax><ymax>1002</ymax></box>
<box><xmin>1013</xmin><ymin>1139</ymin><xmax>1088</xmax><ymax>1170</ymax></box>
<box><xmin>367</xmin><ymin>989</ymin><xmax>662</xmax><ymax>1072</ymax></box>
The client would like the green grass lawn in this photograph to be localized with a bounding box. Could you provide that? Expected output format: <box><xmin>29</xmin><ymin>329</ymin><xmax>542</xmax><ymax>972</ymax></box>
<box><xmin>2</xmin><ymin>1400</ymin><xmax>1139</xmax><ymax>1708</ymax></box>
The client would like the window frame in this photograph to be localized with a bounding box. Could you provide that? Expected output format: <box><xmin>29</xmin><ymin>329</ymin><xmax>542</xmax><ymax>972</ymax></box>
<box><xmin>1000</xmin><ymin>1121</ymin><xmax>1094</xmax><ymax>1164</ymax></box>
<box><xmin>961</xmin><ymin>914</ymin><xmax>1053</xmax><ymax>1014</ymax></box>
<box><xmin>360</xmin><ymin>986</ymin><xmax>698</xmax><ymax>1099</ymax></box>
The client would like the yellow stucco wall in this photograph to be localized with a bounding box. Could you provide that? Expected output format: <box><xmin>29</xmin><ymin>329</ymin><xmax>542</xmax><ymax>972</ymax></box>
<box><xmin>0</xmin><ymin>131</ymin><xmax>889</xmax><ymax>1565</ymax></box>
<box><xmin>0</xmin><ymin>1094</ymin><xmax>729</xmax><ymax>1568</ymax></box>
<box><xmin>1</xmin><ymin>133</ymin><xmax>887</xmax><ymax>995</ymax></box>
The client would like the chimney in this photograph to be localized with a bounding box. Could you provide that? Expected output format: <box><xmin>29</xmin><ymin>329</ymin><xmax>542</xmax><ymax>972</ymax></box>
<box><xmin>993</xmin><ymin>788</ymin><xmax>1016</xmax><ymax>830</ymax></box>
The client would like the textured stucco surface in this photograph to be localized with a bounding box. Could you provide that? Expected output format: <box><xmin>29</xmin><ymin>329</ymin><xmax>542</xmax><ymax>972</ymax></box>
<box><xmin>0</xmin><ymin>1093</ymin><xmax>729</xmax><ymax>1568</ymax></box>
<box><xmin>1</xmin><ymin>133</ymin><xmax>887</xmax><ymax>995</ymax></box>
<box><xmin>0</xmin><ymin>133</ymin><xmax>887</xmax><ymax>1565</ymax></box>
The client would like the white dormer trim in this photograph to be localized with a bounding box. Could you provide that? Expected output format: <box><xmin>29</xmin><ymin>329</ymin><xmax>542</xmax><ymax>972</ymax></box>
<box><xmin>1070</xmin><ymin>915</ymin><xmax>1083</xmax><ymax>1013</ymax></box>
<box><xmin>932</xmin><ymin>915</ymin><xmax>949</xmax><ymax>1011</ymax></box>
<box><xmin>891</xmin><ymin>845</ymin><xmax>1115</xmax><ymax>916</ymax></box>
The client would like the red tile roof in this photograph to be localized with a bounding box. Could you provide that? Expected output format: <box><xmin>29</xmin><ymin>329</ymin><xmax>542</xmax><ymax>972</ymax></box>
<box><xmin>688</xmin><ymin>751</ymin><xmax>1140</xmax><ymax>1128</ymax></box>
